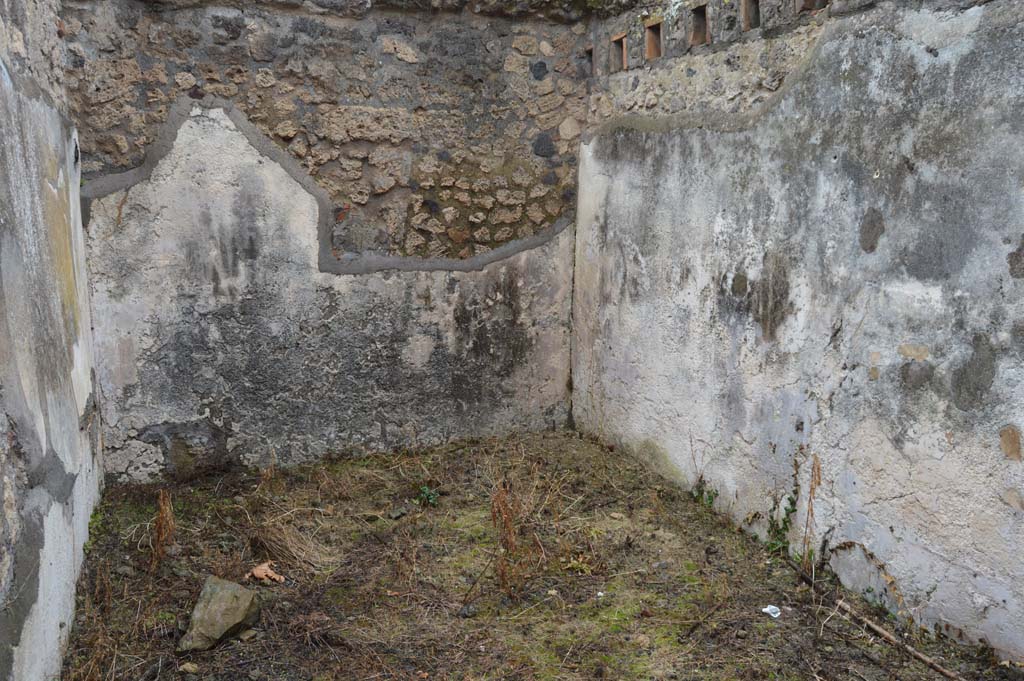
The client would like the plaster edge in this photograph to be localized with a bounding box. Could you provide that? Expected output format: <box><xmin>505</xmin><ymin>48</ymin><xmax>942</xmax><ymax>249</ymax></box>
<box><xmin>581</xmin><ymin>0</ymin><xmax>989</xmax><ymax>143</ymax></box>
<box><xmin>80</xmin><ymin>95</ymin><xmax>573</xmax><ymax>276</ymax></box>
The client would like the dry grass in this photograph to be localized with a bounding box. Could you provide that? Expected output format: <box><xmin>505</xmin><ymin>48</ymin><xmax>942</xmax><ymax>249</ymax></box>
<box><xmin>288</xmin><ymin>611</ymin><xmax>347</xmax><ymax>651</ymax></box>
<box><xmin>65</xmin><ymin>562</ymin><xmax>115</xmax><ymax>681</ymax></box>
<box><xmin>251</xmin><ymin>522</ymin><xmax>341</xmax><ymax>576</ymax></box>
<box><xmin>63</xmin><ymin>432</ymin><xmax>1022</xmax><ymax>681</ymax></box>
<box><xmin>490</xmin><ymin>466</ymin><xmax>545</xmax><ymax>601</ymax></box>
<box><xmin>150</xmin><ymin>489</ymin><xmax>176</xmax><ymax>572</ymax></box>
<box><xmin>800</xmin><ymin>451</ymin><xmax>822</xmax><ymax>575</ymax></box>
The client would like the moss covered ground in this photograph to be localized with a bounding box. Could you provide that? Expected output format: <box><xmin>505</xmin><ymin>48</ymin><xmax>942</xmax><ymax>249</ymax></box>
<box><xmin>64</xmin><ymin>432</ymin><xmax>1022</xmax><ymax>680</ymax></box>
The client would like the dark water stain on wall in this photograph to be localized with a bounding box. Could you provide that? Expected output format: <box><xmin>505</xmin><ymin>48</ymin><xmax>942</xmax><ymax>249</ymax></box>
<box><xmin>123</xmin><ymin>259</ymin><xmax>555</xmax><ymax>471</ymax></box>
<box><xmin>138</xmin><ymin>419</ymin><xmax>235</xmax><ymax>481</ymax></box>
<box><xmin>182</xmin><ymin>205</ymin><xmax>262</xmax><ymax>301</ymax></box>
<box><xmin>1008</xmin><ymin>235</ymin><xmax>1024</xmax><ymax>279</ymax></box>
<box><xmin>450</xmin><ymin>268</ymin><xmax>531</xmax><ymax>403</ymax></box>
<box><xmin>749</xmin><ymin>251</ymin><xmax>791</xmax><ymax>342</ymax></box>
<box><xmin>897</xmin><ymin>193</ymin><xmax>980</xmax><ymax>282</ymax></box>
<box><xmin>713</xmin><ymin>252</ymin><xmax>791</xmax><ymax>343</ymax></box>
<box><xmin>859</xmin><ymin>208</ymin><xmax>886</xmax><ymax>254</ymax></box>
<box><xmin>715</xmin><ymin>267</ymin><xmax>750</xmax><ymax>337</ymax></box>
<box><xmin>950</xmin><ymin>334</ymin><xmax>997</xmax><ymax>411</ymax></box>
<box><xmin>1013</xmin><ymin>321</ymin><xmax>1024</xmax><ymax>355</ymax></box>
<box><xmin>899</xmin><ymin>360</ymin><xmax>934</xmax><ymax>392</ymax></box>
<box><xmin>731</xmin><ymin>271</ymin><xmax>749</xmax><ymax>297</ymax></box>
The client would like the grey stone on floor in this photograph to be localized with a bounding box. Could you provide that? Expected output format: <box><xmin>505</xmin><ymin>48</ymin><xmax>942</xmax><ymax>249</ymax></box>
<box><xmin>178</xmin><ymin>577</ymin><xmax>261</xmax><ymax>652</ymax></box>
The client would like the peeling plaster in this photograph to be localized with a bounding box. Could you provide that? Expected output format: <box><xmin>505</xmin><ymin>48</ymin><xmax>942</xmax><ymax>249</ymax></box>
<box><xmin>0</xmin><ymin>54</ymin><xmax>101</xmax><ymax>681</ymax></box>
<box><xmin>574</xmin><ymin>1</ymin><xmax>1024</xmax><ymax>660</ymax></box>
<box><xmin>86</xmin><ymin>105</ymin><xmax>573</xmax><ymax>480</ymax></box>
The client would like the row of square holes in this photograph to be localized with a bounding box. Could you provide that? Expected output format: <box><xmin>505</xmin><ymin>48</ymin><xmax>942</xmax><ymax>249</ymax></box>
<box><xmin>605</xmin><ymin>0</ymin><xmax>830</xmax><ymax>72</ymax></box>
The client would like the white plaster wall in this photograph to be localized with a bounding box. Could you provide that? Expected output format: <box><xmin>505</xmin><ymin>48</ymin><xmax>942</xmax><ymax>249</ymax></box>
<box><xmin>573</xmin><ymin>2</ymin><xmax>1024</xmax><ymax>660</ymax></box>
<box><xmin>0</xmin><ymin>57</ymin><xmax>101</xmax><ymax>681</ymax></box>
<box><xmin>87</xmin><ymin>107</ymin><xmax>573</xmax><ymax>480</ymax></box>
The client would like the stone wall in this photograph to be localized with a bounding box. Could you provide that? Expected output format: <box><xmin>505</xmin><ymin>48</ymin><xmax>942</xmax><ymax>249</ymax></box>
<box><xmin>30</xmin><ymin>0</ymin><xmax>1024</xmax><ymax>668</ymax></box>
<box><xmin>0</xmin><ymin>3</ymin><xmax>102</xmax><ymax>677</ymax></box>
<box><xmin>73</xmin><ymin>2</ymin><xmax>581</xmax><ymax>482</ymax></box>
<box><xmin>0</xmin><ymin>0</ymin><xmax>68</xmax><ymax>102</ymax></box>
<box><xmin>65</xmin><ymin>0</ymin><xmax>591</xmax><ymax>261</ymax></box>
<box><xmin>86</xmin><ymin>103</ymin><xmax>573</xmax><ymax>481</ymax></box>
<box><xmin>588</xmin><ymin>0</ymin><xmax>840</xmax><ymax>119</ymax></box>
<box><xmin>574</xmin><ymin>0</ymin><xmax>1024</xmax><ymax>661</ymax></box>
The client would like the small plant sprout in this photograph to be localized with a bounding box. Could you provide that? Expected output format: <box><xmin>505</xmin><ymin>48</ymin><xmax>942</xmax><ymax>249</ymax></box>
<box><xmin>414</xmin><ymin>485</ymin><xmax>440</xmax><ymax>507</ymax></box>
<box><xmin>691</xmin><ymin>476</ymin><xmax>719</xmax><ymax>509</ymax></box>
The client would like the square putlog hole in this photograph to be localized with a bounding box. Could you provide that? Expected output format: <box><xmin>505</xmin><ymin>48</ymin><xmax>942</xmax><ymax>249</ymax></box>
<box><xmin>610</xmin><ymin>33</ymin><xmax>627</xmax><ymax>72</ymax></box>
<box><xmin>645</xmin><ymin>21</ymin><xmax>663</xmax><ymax>61</ymax></box>
<box><xmin>690</xmin><ymin>5</ymin><xmax>709</xmax><ymax>47</ymax></box>
<box><xmin>742</xmin><ymin>0</ymin><xmax>761</xmax><ymax>31</ymax></box>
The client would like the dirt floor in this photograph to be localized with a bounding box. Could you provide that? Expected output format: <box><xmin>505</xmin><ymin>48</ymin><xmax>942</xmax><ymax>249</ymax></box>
<box><xmin>64</xmin><ymin>432</ymin><xmax>1023</xmax><ymax>681</ymax></box>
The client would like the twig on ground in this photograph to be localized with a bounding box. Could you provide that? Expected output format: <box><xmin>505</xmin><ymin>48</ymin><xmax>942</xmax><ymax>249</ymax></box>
<box><xmin>788</xmin><ymin>560</ymin><xmax>968</xmax><ymax>681</ymax></box>
<box><xmin>507</xmin><ymin>595</ymin><xmax>553</xmax><ymax>621</ymax></box>
<box><xmin>819</xmin><ymin>598</ymin><xmax>843</xmax><ymax>638</ymax></box>
<box><xmin>460</xmin><ymin>552</ymin><xmax>497</xmax><ymax>607</ymax></box>
<box><xmin>680</xmin><ymin>602</ymin><xmax>724</xmax><ymax>639</ymax></box>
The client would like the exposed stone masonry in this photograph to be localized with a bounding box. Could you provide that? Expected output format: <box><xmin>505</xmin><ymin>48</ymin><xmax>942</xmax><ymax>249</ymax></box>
<box><xmin>62</xmin><ymin>0</ymin><xmax>869</xmax><ymax>263</ymax></box>
<box><xmin>64</xmin><ymin>2</ymin><xmax>591</xmax><ymax>259</ymax></box>
<box><xmin>585</xmin><ymin>0</ymin><xmax>877</xmax><ymax>120</ymax></box>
